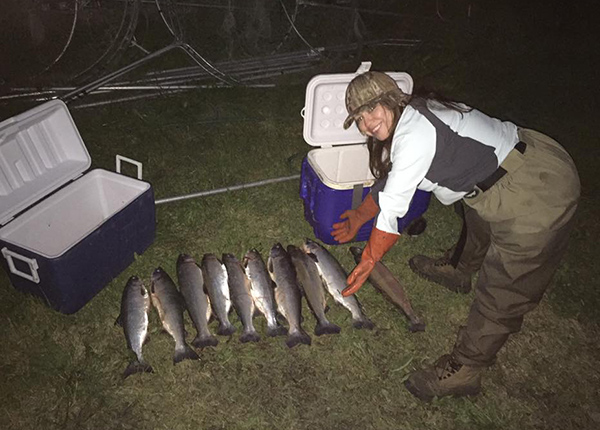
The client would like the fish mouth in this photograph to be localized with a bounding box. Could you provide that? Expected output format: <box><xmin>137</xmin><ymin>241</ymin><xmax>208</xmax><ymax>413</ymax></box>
<box><xmin>177</xmin><ymin>254</ymin><xmax>194</xmax><ymax>264</ymax></box>
<box><xmin>243</xmin><ymin>249</ymin><xmax>260</xmax><ymax>260</ymax></box>
<box><xmin>202</xmin><ymin>253</ymin><xmax>219</xmax><ymax>263</ymax></box>
<box><xmin>151</xmin><ymin>267</ymin><xmax>164</xmax><ymax>281</ymax></box>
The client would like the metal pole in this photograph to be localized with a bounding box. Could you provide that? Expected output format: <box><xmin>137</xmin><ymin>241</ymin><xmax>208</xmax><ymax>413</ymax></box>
<box><xmin>155</xmin><ymin>174</ymin><xmax>301</xmax><ymax>205</ymax></box>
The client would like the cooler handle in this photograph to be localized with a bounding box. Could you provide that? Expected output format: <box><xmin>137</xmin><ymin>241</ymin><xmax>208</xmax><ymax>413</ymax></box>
<box><xmin>116</xmin><ymin>155</ymin><xmax>143</xmax><ymax>180</ymax></box>
<box><xmin>1</xmin><ymin>247</ymin><xmax>40</xmax><ymax>284</ymax></box>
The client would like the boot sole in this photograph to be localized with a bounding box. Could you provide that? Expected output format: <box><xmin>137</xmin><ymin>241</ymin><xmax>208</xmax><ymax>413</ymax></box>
<box><xmin>404</xmin><ymin>379</ymin><xmax>481</xmax><ymax>402</ymax></box>
<box><xmin>408</xmin><ymin>258</ymin><xmax>472</xmax><ymax>294</ymax></box>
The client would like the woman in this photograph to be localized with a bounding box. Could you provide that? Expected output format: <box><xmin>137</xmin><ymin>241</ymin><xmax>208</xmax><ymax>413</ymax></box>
<box><xmin>332</xmin><ymin>71</ymin><xmax>580</xmax><ymax>401</ymax></box>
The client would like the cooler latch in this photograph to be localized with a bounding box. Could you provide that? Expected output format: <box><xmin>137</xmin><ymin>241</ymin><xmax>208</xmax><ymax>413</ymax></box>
<box><xmin>355</xmin><ymin>62</ymin><xmax>372</xmax><ymax>74</ymax></box>
<box><xmin>1</xmin><ymin>247</ymin><xmax>40</xmax><ymax>284</ymax></box>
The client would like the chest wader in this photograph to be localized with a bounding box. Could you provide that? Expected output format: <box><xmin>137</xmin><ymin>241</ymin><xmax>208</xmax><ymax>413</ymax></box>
<box><xmin>452</xmin><ymin>128</ymin><xmax>580</xmax><ymax>367</ymax></box>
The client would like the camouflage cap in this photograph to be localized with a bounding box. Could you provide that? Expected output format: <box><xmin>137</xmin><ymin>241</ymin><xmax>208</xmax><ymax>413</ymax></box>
<box><xmin>343</xmin><ymin>71</ymin><xmax>400</xmax><ymax>130</ymax></box>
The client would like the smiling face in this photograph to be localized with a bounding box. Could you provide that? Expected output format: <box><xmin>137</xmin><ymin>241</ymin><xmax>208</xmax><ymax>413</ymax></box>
<box><xmin>355</xmin><ymin>103</ymin><xmax>395</xmax><ymax>141</ymax></box>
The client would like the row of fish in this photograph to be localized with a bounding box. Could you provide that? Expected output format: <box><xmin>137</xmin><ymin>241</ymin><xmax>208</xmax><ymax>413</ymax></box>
<box><xmin>116</xmin><ymin>238</ymin><xmax>423</xmax><ymax>378</ymax></box>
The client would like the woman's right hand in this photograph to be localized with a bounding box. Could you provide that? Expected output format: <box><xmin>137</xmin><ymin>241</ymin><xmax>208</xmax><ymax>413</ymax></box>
<box><xmin>331</xmin><ymin>210</ymin><xmax>363</xmax><ymax>243</ymax></box>
<box><xmin>331</xmin><ymin>193</ymin><xmax>380</xmax><ymax>243</ymax></box>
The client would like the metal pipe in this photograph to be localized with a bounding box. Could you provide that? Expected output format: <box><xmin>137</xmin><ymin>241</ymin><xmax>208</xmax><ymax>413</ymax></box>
<box><xmin>61</xmin><ymin>42</ymin><xmax>184</xmax><ymax>103</ymax></box>
<box><xmin>155</xmin><ymin>174</ymin><xmax>300</xmax><ymax>205</ymax></box>
<box><xmin>68</xmin><ymin>83</ymin><xmax>276</xmax><ymax>109</ymax></box>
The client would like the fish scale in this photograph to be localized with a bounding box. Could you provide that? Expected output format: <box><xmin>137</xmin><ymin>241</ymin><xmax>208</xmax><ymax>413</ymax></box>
<box><xmin>150</xmin><ymin>267</ymin><xmax>200</xmax><ymax>364</ymax></box>
<box><xmin>243</xmin><ymin>249</ymin><xmax>287</xmax><ymax>337</ymax></box>
<box><xmin>117</xmin><ymin>276</ymin><xmax>153</xmax><ymax>379</ymax></box>
<box><xmin>176</xmin><ymin>254</ymin><xmax>219</xmax><ymax>348</ymax></box>
<box><xmin>201</xmin><ymin>254</ymin><xmax>236</xmax><ymax>336</ymax></box>
<box><xmin>268</xmin><ymin>243</ymin><xmax>312</xmax><ymax>348</ymax></box>
<box><xmin>288</xmin><ymin>245</ymin><xmax>341</xmax><ymax>336</ymax></box>
<box><xmin>223</xmin><ymin>253</ymin><xmax>261</xmax><ymax>343</ymax></box>
<box><xmin>302</xmin><ymin>239</ymin><xmax>374</xmax><ymax>330</ymax></box>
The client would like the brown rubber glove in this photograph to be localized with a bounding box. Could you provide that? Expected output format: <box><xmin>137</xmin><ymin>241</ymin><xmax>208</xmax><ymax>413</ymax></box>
<box><xmin>331</xmin><ymin>193</ymin><xmax>379</xmax><ymax>243</ymax></box>
<box><xmin>342</xmin><ymin>227</ymin><xmax>399</xmax><ymax>296</ymax></box>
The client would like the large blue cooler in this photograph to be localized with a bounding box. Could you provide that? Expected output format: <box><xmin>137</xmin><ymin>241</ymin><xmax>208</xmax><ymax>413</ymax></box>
<box><xmin>299</xmin><ymin>63</ymin><xmax>431</xmax><ymax>245</ymax></box>
<box><xmin>0</xmin><ymin>100</ymin><xmax>155</xmax><ymax>314</ymax></box>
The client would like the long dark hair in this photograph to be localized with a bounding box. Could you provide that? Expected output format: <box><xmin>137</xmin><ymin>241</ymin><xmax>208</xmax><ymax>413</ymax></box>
<box><xmin>367</xmin><ymin>89</ymin><xmax>471</xmax><ymax>179</ymax></box>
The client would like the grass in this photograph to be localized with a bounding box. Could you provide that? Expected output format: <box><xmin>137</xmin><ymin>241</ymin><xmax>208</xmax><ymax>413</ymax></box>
<box><xmin>1</xmin><ymin>2</ymin><xmax>599</xmax><ymax>429</ymax></box>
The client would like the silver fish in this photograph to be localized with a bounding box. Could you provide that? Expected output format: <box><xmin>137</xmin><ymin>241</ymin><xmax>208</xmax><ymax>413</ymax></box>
<box><xmin>116</xmin><ymin>276</ymin><xmax>153</xmax><ymax>378</ymax></box>
<box><xmin>201</xmin><ymin>254</ymin><xmax>236</xmax><ymax>336</ymax></box>
<box><xmin>242</xmin><ymin>249</ymin><xmax>286</xmax><ymax>337</ymax></box>
<box><xmin>176</xmin><ymin>254</ymin><xmax>219</xmax><ymax>348</ymax></box>
<box><xmin>288</xmin><ymin>245</ymin><xmax>341</xmax><ymax>336</ymax></box>
<box><xmin>268</xmin><ymin>243</ymin><xmax>312</xmax><ymax>348</ymax></box>
<box><xmin>222</xmin><ymin>253</ymin><xmax>261</xmax><ymax>343</ymax></box>
<box><xmin>150</xmin><ymin>267</ymin><xmax>200</xmax><ymax>364</ymax></box>
<box><xmin>349</xmin><ymin>246</ymin><xmax>425</xmax><ymax>332</ymax></box>
<box><xmin>302</xmin><ymin>239</ymin><xmax>374</xmax><ymax>330</ymax></box>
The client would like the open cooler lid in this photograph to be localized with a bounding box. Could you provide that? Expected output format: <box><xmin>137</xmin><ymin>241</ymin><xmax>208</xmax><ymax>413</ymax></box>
<box><xmin>0</xmin><ymin>99</ymin><xmax>91</xmax><ymax>225</ymax></box>
<box><xmin>302</xmin><ymin>62</ymin><xmax>413</xmax><ymax>147</ymax></box>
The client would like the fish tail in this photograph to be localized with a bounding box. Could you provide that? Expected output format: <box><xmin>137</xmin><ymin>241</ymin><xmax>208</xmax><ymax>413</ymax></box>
<box><xmin>173</xmin><ymin>344</ymin><xmax>200</xmax><ymax>364</ymax></box>
<box><xmin>239</xmin><ymin>327</ymin><xmax>261</xmax><ymax>343</ymax></box>
<box><xmin>122</xmin><ymin>359</ymin><xmax>153</xmax><ymax>379</ymax></box>
<box><xmin>408</xmin><ymin>318</ymin><xmax>426</xmax><ymax>333</ymax></box>
<box><xmin>216</xmin><ymin>322</ymin><xmax>236</xmax><ymax>336</ymax></box>
<box><xmin>314</xmin><ymin>320</ymin><xmax>342</xmax><ymax>336</ymax></box>
<box><xmin>285</xmin><ymin>328</ymin><xmax>312</xmax><ymax>348</ymax></box>
<box><xmin>192</xmin><ymin>334</ymin><xmax>219</xmax><ymax>348</ymax></box>
<box><xmin>266</xmin><ymin>323</ymin><xmax>287</xmax><ymax>337</ymax></box>
<box><xmin>352</xmin><ymin>316</ymin><xmax>375</xmax><ymax>330</ymax></box>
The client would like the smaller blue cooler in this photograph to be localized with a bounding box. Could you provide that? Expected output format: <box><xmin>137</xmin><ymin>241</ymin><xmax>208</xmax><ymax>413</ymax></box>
<box><xmin>299</xmin><ymin>63</ymin><xmax>431</xmax><ymax>245</ymax></box>
<box><xmin>0</xmin><ymin>100</ymin><xmax>155</xmax><ymax>314</ymax></box>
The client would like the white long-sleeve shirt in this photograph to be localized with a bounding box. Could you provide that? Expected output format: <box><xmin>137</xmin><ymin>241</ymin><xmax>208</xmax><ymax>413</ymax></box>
<box><xmin>375</xmin><ymin>99</ymin><xmax>519</xmax><ymax>234</ymax></box>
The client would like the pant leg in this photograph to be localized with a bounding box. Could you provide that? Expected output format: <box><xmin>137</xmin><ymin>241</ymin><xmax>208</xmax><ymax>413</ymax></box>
<box><xmin>453</xmin><ymin>204</ymin><xmax>491</xmax><ymax>275</ymax></box>
<box><xmin>453</xmin><ymin>213</ymin><xmax>576</xmax><ymax>366</ymax></box>
<box><xmin>452</xmin><ymin>128</ymin><xmax>580</xmax><ymax>367</ymax></box>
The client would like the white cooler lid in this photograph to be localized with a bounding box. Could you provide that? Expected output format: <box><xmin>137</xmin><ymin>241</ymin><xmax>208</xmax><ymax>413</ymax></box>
<box><xmin>0</xmin><ymin>99</ymin><xmax>91</xmax><ymax>225</ymax></box>
<box><xmin>302</xmin><ymin>63</ymin><xmax>413</xmax><ymax>147</ymax></box>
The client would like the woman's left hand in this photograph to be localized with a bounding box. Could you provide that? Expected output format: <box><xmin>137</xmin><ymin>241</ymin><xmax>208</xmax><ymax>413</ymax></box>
<box><xmin>342</xmin><ymin>258</ymin><xmax>376</xmax><ymax>296</ymax></box>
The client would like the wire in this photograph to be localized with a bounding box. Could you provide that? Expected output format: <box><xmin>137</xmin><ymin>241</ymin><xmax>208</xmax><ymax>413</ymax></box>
<box><xmin>278</xmin><ymin>0</ymin><xmax>321</xmax><ymax>56</ymax></box>
<box><xmin>34</xmin><ymin>0</ymin><xmax>80</xmax><ymax>78</ymax></box>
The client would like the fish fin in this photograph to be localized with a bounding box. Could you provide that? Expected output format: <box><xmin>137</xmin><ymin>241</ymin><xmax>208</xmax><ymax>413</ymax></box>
<box><xmin>122</xmin><ymin>360</ymin><xmax>153</xmax><ymax>379</ymax></box>
<box><xmin>192</xmin><ymin>334</ymin><xmax>219</xmax><ymax>348</ymax></box>
<box><xmin>314</xmin><ymin>321</ymin><xmax>341</xmax><ymax>336</ymax></box>
<box><xmin>285</xmin><ymin>329</ymin><xmax>312</xmax><ymax>348</ymax></box>
<box><xmin>143</xmin><ymin>334</ymin><xmax>151</xmax><ymax>345</ymax></box>
<box><xmin>408</xmin><ymin>319</ymin><xmax>426</xmax><ymax>333</ymax></box>
<box><xmin>267</xmin><ymin>324</ymin><xmax>287</xmax><ymax>337</ymax></box>
<box><xmin>275</xmin><ymin>311</ymin><xmax>287</xmax><ymax>325</ymax></box>
<box><xmin>216</xmin><ymin>322</ymin><xmax>236</xmax><ymax>336</ymax></box>
<box><xmin>173</xmin><ymin>344</ymin><xmax>200</xmax><ymax>364</ymax></box>
<box><xmin>239</xmin><ymin>329</ymin><xmax>261</xmax><ymax>343</ymax></box>
<box><xmin>352</xmin><ymin>316</ymin><xmax>375</xmax><ymax>330</ymax></box>
<box><xmin>115</xmin><ymin>314</ymin><xmax>123</xmax><ymax>327</ymax></box>
<box><xmin>306</xmin><ymin>252</ymin><xmax>319</xmax><ymax>264</ymax></box>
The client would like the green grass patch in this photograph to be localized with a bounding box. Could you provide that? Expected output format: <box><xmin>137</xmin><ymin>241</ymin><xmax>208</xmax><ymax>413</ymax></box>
<box><xmin>1</xmin><ymin>3</ymin><xmax>599</xmax><ymax>429</ymax></box>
